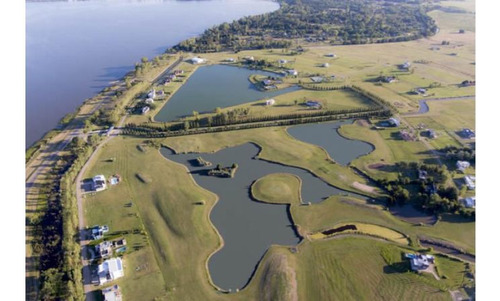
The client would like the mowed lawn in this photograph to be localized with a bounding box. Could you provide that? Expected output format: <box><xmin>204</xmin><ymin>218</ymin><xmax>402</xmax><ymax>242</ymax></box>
<box><xmin>295</xmin><ymin>237</ymin><xmax>460</xmax><ymax>301</ymax></box>
<box><xmin>251</xmin><ymin>173</ymin><xmax>302</xmax><ymax>205</ymax></box>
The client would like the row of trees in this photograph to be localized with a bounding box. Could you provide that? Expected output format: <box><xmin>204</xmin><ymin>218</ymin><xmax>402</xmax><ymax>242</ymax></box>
<box><xmin>440</xmin><ymin>146</ymin><xmax>475</xmax><ymax>163</ymax></box>
<box><xmin>31</xmin><ymin>137</ymin><xmax>96</xmax><ymax>300</ymax></box>
<box><xmin>170</xmin><ymin>0</ymin><xmax>437</xmax><ymax>53</ymax></box>
<box><xmin>122</xmin><ymin>108</ymin><xmax>390</xmax><ymax>138</ymax></box>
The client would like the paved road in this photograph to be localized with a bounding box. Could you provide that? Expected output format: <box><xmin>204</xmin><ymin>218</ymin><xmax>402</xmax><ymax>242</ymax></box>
<box><xmin>403</xmin><ymin>95</ymin><xmax>475</xmax><ymax>116</ymax></box>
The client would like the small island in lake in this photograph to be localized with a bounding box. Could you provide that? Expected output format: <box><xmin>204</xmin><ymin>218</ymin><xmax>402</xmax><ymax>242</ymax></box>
<box><xmin>208</xmin><ymin>163</ymin><xmax>238</xmax><ymax>178</ymax></box>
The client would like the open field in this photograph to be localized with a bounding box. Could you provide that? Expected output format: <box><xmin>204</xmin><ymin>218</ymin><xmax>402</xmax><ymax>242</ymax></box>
<box><xmin>178</xmin><ymin>87</ymin><xmax>377</xmax><ymax>124</ymax></box>
<box><xmin>74</xmin><ymin>1</ymin><xmax>476</xmax><ymax>300</ymax></box>
<box><xmin>295</xmin><ymin>237</ymin><xmax>465</xmax><ymax>301</ymax></box>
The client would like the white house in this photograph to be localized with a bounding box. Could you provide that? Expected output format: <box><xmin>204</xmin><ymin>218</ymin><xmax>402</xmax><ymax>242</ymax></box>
<box><xmin>141</xmin><ymin>106</ymin><xmax>150</xmax><ymax>115</ymax></box>
<box><xmin>461</xmin><ymin>197</ymin><xmax>475</xmax><ymax>208</ymax></box>
<box><xmin>322</xmin><ymin>63</ymin><xmax>330</xmax><ymax>67</ymax></box>
<box><xmin>93</xmin><ymin>175</ymin><xmax>107</xmax><ymax>192</ymax></box>
<box><xmin>287</xmin><ymin>69</ymin><xmax>298</xmax><ymax>76</ymax></box>
<box><xmin>225</xmin><ymin>58</ymin><xmax>235</xmax><ymax>62</ymax></box>
<box><xmin>464</xmin><ymin>175</ymin><xmax>475</xmax><ymax>190</ymax></box>
<box><xmin>91</xmin><ymin>225</ymin><xmax>109</xmax><ymax>240</ymax></box>
<box><xmin>145</xmin><ymin>98</ymin><xmax>154</xmax><ymax>104</ymax></box>
<box><xmin>189</xmin><ymin>57</ymin><xmax>206</xmax><ymax>64</ymax></box>
<box><xmin>406</xmin><ymin>253</ymin><xmax>434</xmax><ymax>271</ymax></box>
<box><xmin>102</xmin><ymin>285</ymin><xmax>122</xmax><ymax>301</ymax></box>
<box><xmin>278</xmin><ymin>59</ymin><xmax>288</xmax><ymax>64</ymax></box>
<box><xmin>401</xmin><ymin>61</ymin><xmax>412</xmax><ymax>69</ymax></box>
<box><xmin>147</xmin><ymin>89</ymin><xmax>156</xmax><ymax>99</ymax></box>
<box><xmin>456</xmin><ymin>161</ymin><xmax>471</xmax><ymax>172</ymax></box>
<box><xmin>98</xmin><ymin>258</ymin><xmax>124</xmax><ymax>285</ymax></box>
<box><xmin>96</xmin><ymin>241</ymin><xmax>113</xmax><ymax>258</ymax></box>
<box><xmin>265</xmin><ymin>99</ymin><xmax>276</xmax><ymax>106</ymax></box>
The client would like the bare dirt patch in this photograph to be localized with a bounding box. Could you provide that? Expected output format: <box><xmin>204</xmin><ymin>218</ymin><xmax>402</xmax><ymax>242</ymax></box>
<box><xmin>352</xmin><ymin>181</ymin><xmax>376</xmax><ymax>193</ymax></box>
<box><xmin>368</xmin><ymin>163</ymin><xmax>386</xmax><ymax>169</ymax></box>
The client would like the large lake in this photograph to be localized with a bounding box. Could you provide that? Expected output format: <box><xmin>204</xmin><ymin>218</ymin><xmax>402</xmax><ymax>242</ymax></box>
<box><xmin>26</xmin><ymin>0</ymin><xmax>279</xmax><ymax>147</ymax></box>
<box><xmin>155</xmin><ymin>64</ymin><xmax>300</xmax><ymax>122</ymax></box>
<box><xmin>161</xmin><ymin>120</ymin><xmax>370</xmax><ymax>290</ymax></box>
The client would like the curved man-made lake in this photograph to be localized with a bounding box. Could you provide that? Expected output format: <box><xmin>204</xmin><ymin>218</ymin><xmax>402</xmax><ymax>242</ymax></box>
<box><xmin>287</xmin><ymin>120</ymin><xmax>375</xmax><ymax>165</ymax></box>
<box><xmin>26</xmin><ymin>0</ymin><xmax>279</xmax><ymax>146</ymax></box>
<box><xmin>154</xmin><ymin>64</ymin><xmax>300</xmax><ymax>122</ymax></box>
<box><xmin>161</xmin><ymin>121</ymin><xmax>369</xmax><ymax>290</ymax></box>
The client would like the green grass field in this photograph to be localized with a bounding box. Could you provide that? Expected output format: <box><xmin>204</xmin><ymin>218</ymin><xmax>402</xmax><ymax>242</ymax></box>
<box><xmin>80</xmin><ymin>1</ymin><xmax>476</xmax><ymax>299</ymax></box>
<box><xmin>251</xmin><ymin>173</ymin><xmax>302</xmax><ymax>205</ymax></box>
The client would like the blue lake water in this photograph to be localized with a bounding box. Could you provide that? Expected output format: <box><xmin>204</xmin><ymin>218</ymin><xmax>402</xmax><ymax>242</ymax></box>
<box><xmin>154</xmin><ymin>64</ymin><xmax>300</xmax><ymax>122</ymax></box>
<box><xmin>26</xmin><ymin>0</ymin><xmax>279</xmax><ymax>146</ymax></box>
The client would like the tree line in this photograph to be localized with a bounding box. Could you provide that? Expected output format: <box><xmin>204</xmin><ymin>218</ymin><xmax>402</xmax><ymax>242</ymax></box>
<box><xmin>122</xmin><ymin>109</ymin><xmax>390</xmax><ymax>138</ymax></box>
<box><xmin>170</xmin><ymin>0</ymin><xmax>437</xmax><ymax>53</ymax></box>
<box><xmin>29</xmin><ymin>137</ymin><xmax>98</xmax><ymax>300</ymax></box>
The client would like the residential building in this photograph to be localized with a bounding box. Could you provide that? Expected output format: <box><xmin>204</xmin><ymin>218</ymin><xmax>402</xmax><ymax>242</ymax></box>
<box><xmin>98</xmin><ymin>258</ymin><xmax>124</xmax><ymax>285</ymax></box>
<box><xmin>388</xmin><ymin>117</ymin><xmax>400</xmax><ymax>127</ymax></box>
<box><xmin>310</xmin><ymin>76</ymin><xmax>323</xmax><ymax>83</ymax></box>
<box><xmin>265</xmin><ymin>99</ymin><xmax>276</xmax><ymax>106</ymax></box>
<box><xmin>287</xmin><ymin>69</ymin><xmax>298</xmax><ymax>76</ymax></box>
<box><xmin>464</xmin><ymin>175</ymin><xmax>475</xmax><ymax>190</ymax></box>
<box><xmin>91</xmin><ymin>225</ymin><xmax>109</xmax><ymax>240</ymax></box>
<box><xmin>96</xmin><ymin>241</ymin><xmax>113</xmax><ymax>258</ymax></box>
<box><xmin>456</xmin><ymin>161</ymin><xmax>471</xmax><ymax>173</ymax></box>
<box><xmin>145</xmin><ymin>98</ymin><xmax>154</xmax><ymax>104</ymax></box>
<box><xmin>322</xmin><ymin>62</ymin><xmax>329</xmax><ymax>67</ymax></box>
<box><xmin>461</xmin><ymin>197</ymin><xmax>475</xmax><ymax>208</ymax></box>
<box><xmin>406</xmin><ymin>254</ymin><xmax>434</xmax><ymax>271</ymax></box>
<box><xmin>305</xmin><ymin>100</ymin><xmax>321</xmax><ymax>109</ymax></box>
<box><xmin>141</xmin><ymin>106</ymin><xmax>150</xmax><ymax>115</ymax></box>
<box><xmin>189</xmin><ymin>57</ymin><xmax>205</xmax><ymax>64</ymax></box>
<box><xmin>93</xmin><ymin>175</ymin><xmax>107</xmax><ymax>191</ymax></box>
<box><xmin>102</xmin><ymin>285</ymin><xmax>122</xmax><ymax>301</ymax></box>
<box><xmin>147</xmin><ymin>89</ymin><xmax>156</xmax><ymax>99</ymax></box>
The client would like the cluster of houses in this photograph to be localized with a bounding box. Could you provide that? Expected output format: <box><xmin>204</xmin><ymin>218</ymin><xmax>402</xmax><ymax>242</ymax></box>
<box><xmin>261</xmin><ymin>77</ymin><xmax>283</xmax><ymax>90</ymax></box>
<box><xmin>91</xmin><ymin>174</ymin><xmax>121</xmax><ymax>192</ymax></box>
<box><xmin>89</xmin><ymin>224</ymin><xmax>127</xmax><ymax>300</ymax></box>
<box><xmin>164</xmin><ymin>69</ymin><xmax>184</xmax><ymax>86</ymax></box>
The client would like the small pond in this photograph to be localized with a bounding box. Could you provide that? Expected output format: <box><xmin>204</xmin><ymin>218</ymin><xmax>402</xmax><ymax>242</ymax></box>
<box><xmin>155</xmin><ymin>64</ymin><xmax>300</xmax><ymax>122</ymax></box>
<box><xmin>287</xmin><ymin>120</ymin><xmax>375</xmax><ymax>165</ymax></box>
